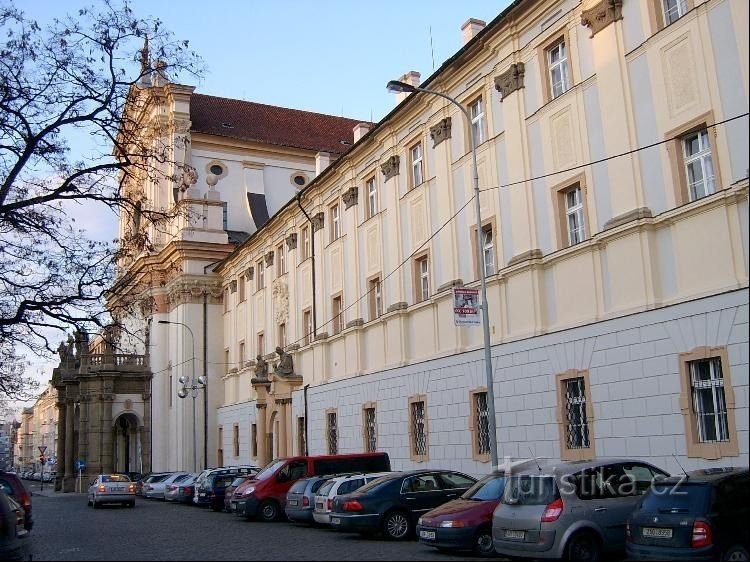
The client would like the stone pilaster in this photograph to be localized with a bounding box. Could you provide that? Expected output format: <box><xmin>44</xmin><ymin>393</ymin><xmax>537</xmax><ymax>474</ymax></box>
<box><xmin>54</xmin><ymin>400</ymin><xmax>66</xmax><ymax>492</ymax></box>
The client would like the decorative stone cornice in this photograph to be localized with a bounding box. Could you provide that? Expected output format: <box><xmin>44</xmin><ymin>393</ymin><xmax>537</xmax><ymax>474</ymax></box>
<box><xmin>255</xmin><ymin>402</ymin><xmax>268</xmax><ymax>409</ymax></box>
<box><xmin>580</xmin><ymin>0</ymin><xmax>623</xmax><ymax>38</ymax></box>
<box><xmin>264</xmin><ymin>250</ymin><xmax>274</xmax><ymax>266</ymax></box>
<box><xmin>507</xmin><ymin>248</ymin><xmax>544</xmax><ymax>267</ymax></box>
<box><xmin>285</xmin><ymin>233</ymin><xmax>298</xmax><ymax>251</ymax></box>
<box><xmin>346</xmin><ymin>318</ymin><xmax>364</xmax><ymax>329</ymax></box>
<box><xmin>437</xmin><ymin>279</ymin><xmax>465</xmax><ymax>293</ymax></box>
<box><xmin>313</xmin><ymin>332</ymin><xmax>329</xmax><ymax>341</ymax></box>
<box><xmin>380</xmin><ymin>155</ymin><xmax>400</xmax><ymax>182</ymax></box>
<box><xmin>245</xmin><ymin>266</ymin><xmax>254</xmax><ymax>281</ymax></box>
<box><xmin>229</xmin><ymin>280</ymin><xmax>237</xmax><ymax>293</ymax></box>
<box><xmin>603</xmin><ymin>207</ymin><xmax>653</xmax><ymax>231</ymax></box>
<box><xmin>494</xmin><ymin>62</ymin><xmax>525</xmax><ymax>100</ymax></box>
<box><xmin>311</xmin><ymin>212</ymin><xmax>324</xmax><ymax>232</ymax></box>
<box><xmin>387</xmin><ymin>301</ymin><xmax>408</xmax><ymax>313</ymax></box>
<box><xmin>166</xmin><ymin>279</ymin><xmax>223</xmax><ymax>307</ymax></box>
<box><xmin>430</xmin><ymin>118</ymin><xmax>452</xmax><ymax>148</ymax></box>
<box><xmin>275</xmin><ymin>398</ymin><xmax>293</xmax><ymax>405</ymax></box>
<box><xmin>342</xmin><ymin>186</ymin><xmax>359</xmax><ymax>209</ymax></box>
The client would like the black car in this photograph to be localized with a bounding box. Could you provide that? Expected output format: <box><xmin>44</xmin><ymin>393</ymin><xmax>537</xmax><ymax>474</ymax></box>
<box><xmin>0</xmin><ymin>488</ymin><xmax>30</xmax><ymax>562</ymax></box>
<box><xmin>330</xmin><ymin>469</ymin><xmax>477</xmax><ymax>540</ymax></box>
<box><xmin>627</xmin><ymin>466</ymin><xmax>749</xmax><ymax>561</ymax></box>
<box><xmin>196</xmin><ymin>467</ymin><xmax>258</xmax><ymax>511</ymax></box>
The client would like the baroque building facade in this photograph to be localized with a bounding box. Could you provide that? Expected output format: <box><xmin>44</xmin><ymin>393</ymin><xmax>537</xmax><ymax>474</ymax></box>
<box><xmin>113</xmin><ymin>0</ymin><xmax>748</xmax><ymax>477</ymax></box>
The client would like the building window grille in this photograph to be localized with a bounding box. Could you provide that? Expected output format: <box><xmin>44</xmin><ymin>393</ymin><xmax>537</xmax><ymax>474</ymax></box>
<box><xmin>364</xmin><ymin>407</ymin><xmax>377</xmax><ymax>452</ymax></box>
<box><xmin>474</xmin><ymin>392</ymin><xmax>490</xmax><ymax>455</ymax></box>
<box><xmin>411</xmin><ymin>401</ymin><xmax>427</xmax><ymax>457</ymax></box>
<box><xmin>327</xmin><ymin>412</ymin><xmax>338</xmax><ymax>455</ymax></box>
<box><xmin>565</xmin><ymin>186</ymin><xmax>586</xmax><ymax>245</ymax></box>
<box><xmin>563</xmin><ymin>377</ymin><xmax>590</xmax><ymax>450</ymax></box>
<box><xmin>683</xmin><ymin>129</ymin><xmax>715</xmax><ymax>201</ymax></box>
<box><xmin>297</xmin><ymin>417</ymin><xmax>306</xmax><ymax>455</ymax></box>
<box><xmin>689</xmin><ymin>358</ymin><xmax>729</xmax><ymax>443</ymax></box>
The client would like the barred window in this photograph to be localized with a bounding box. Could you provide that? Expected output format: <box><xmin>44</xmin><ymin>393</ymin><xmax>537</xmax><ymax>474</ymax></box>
<box><xmin>474</xmin><ymin>392</ymin><xmax>491</xmax><ymax>456</ymax></box>
<box><xmin>410</xmin><ymin>400</ymin><xmax>427</xmax><ymax>457</ymax></box>
<box><xmin>327</xmin><ymin>411</ymin><xmax>338</xmax><ymax>455</ymax></box>
<box><xmin>364</xmin><ymin>407</ymin><xmax>377</xmax><ymax>452</ymax></box>
<box><xmin>232</xmin><ymin>424</ymin><xmax>239</xmax><ymax>457</ymax></box>
<box><xmin>297</xmin><ymin>416</ymin><xmax>306</xmax><ymax>455</ymax></box>
<box><xmin>251</xmin><ymin>423</ymin><xmax>258</xmax><ymax>458</ymax></box>
<box><xmin>689</xmin><ymin>358</ymin><xmax>729</xmax><ymax>443</ymax></box>
<box><xmin>563</xmin><ymin>377</ymin><xmax>590</xmax><ymax>450</ymax></box>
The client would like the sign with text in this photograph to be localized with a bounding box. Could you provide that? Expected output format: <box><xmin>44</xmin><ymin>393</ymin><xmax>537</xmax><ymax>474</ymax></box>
<box><xmin>453</xmin><ymin>287</ymin><xmax>480</xmax><ymax>326</ymax></box>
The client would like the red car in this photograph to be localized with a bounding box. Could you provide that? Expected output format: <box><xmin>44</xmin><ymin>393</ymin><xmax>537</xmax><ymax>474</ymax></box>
<box><xmin>0</xmin><ymin>472</ymin><xmax>32</xmax><ymax>532</ymax></box>
<box><xmin>416</xmin><ymin>472</ymin><xmax>507</xmax><ymax>557</ymax></box>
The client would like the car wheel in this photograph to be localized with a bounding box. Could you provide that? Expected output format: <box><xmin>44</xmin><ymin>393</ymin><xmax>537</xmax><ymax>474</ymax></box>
<box><xmin>382</xmin><ymin>510</ymin><xmax>411</xmax><ymax>541</ymax></box>
<box><xmin>87</xmin><ymin>498</ymin><xmax>92</xmax><ymax>507</ymax></box>
<box><xmin>724</xmin><ymin>545</ymin><xmax>750</xmax><ymax>562</ymax></box>
<box><xmin>258</xmin><ymin>500</ymin><xmax>280</xmax><ymax>522</ymax></box>
<box><xmin>564</xmin><ymin>531</ymin><xmax>602</xmax><ymax>562</ymax></box>
<box><xmin>473</xmin><ymin>526</ymin><xmax>496</xmax><ymax>557</ymax></box>
<box><xmin>92</xmin><ymin>499</ymin><xmax>99</xmax><ymax>509</ymax></box>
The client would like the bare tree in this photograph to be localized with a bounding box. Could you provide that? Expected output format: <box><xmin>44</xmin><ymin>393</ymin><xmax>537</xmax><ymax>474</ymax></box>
<box><xmin>0</xmin><ymin>0</ymin><xmax>203</xmax><ymax>399</ymax></box>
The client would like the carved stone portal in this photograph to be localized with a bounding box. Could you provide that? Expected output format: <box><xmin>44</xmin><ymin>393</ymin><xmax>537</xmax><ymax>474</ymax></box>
<box><xmin>494</xmin><ymin>62</ymin><xmax>526</xmax><ymax>100</ymax></box>
<box><xmin>580</xmin><ymin>0</ymin><xmax>623</xmax><ymax>38</ymax></box>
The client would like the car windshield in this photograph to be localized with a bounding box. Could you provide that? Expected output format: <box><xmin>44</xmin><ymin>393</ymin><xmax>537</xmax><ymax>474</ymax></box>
<box><xmin>641</xmin><ymin>482</ymin><xmax>712</xmax><ymax>514</ymax></box>
<box><xmin>255</xmin><ymin>460</ymin><xmax>287</xmax><ymax>481</ymax></box>
<box><xmin>230</xmin><ymin>477</ymin><xmax>246</xmax><ymax>487</ymax></box>
<box><xmin>503</xmin><ymin>475</ymin><xmax>557</xmax><ymax>505</ymax></box>
<box><xmin>103</xmin><ymin>474</ymin><xmax>130</xmax><ymax>482</ymax></box>
<box><xmin>463</xmin><ymin>474</ymin><xmax>506</xmax><ymax>501</ymax></box>
<box><xmin>317</xmin><ymin>480</ymin><xmax>335</xmax><ymax>496</ymax></box>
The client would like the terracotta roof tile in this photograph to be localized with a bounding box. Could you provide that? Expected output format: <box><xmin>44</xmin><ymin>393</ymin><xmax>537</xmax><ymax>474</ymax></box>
<box><xmin>190</xmin><ymin>93</ymin><xmax>366</xmax><ymax>155</ymax></box>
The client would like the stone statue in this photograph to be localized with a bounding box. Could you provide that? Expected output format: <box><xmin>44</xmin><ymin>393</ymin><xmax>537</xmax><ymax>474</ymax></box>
<box><xmin>57</xmin><ymin>341</ymin><xmax>68</xmax><ymax>362</ymax></box>
<box><xmin>274</xmin><ymin>346</ymin><xmax>294</xmax><ymax>377</ymax></box>
<box><xmin>253</xmin><ymin>354</ymin><xmax>268</xmax><ymax>381</ymax></box>
<box><xmin>73</xmin><ymin>330</ymin><xmax>89</xmax><ymax>357</ymax></box>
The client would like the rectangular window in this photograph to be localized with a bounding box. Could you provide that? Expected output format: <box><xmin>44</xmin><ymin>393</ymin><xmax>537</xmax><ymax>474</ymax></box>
<box><xmin>482</xmin><ymin>225</ymin><xmax>495</xmax><ymax>276</ymax></box>
<box><xmin>683</xmin><ymin>129</ymin><xmax>715</xmax><ymax>201</ymax></box>
<box><xmin>663</xmin><ymin>0</ymin><xmax>687</xmax><ymax>24</ymax></box>
<box><xmin>217</xmin><ymin>427</ymin><xmax>224</xmax><ymax>467</ymax></box>
<box><xmin>297</xmin><ymin>416</ymin><xmax>306</xmax><ymax>455</ymax></box>
<box><xmin>327</xmin><ymin>411</ymin><xmax>338</xmax><ymax>455</ymax></box>
<box><xmin>366</xmin><ymin>177</ymin><xmax>378</xmax><ymax>219</ymax></box>
<box><xmin>223</xmin><ymin>287</ymin><xmax>229</xmax><ymax>313</ymax></box>
<box><xmin>415</xmin><ymin>256</ymin><xmax>430</xmax><ymax>302</ymax></box>
<box><xmin>224</xmin><ymin>349</ymin><xmax>230</xmax><ymax>375</ymax></box>
<box><xmin>330</xmin><ymin>203</ymin><xmax>340</xmax><ymax>242</ymax></box>
<box><xmin>469</xmin><ymin>97</ymin><xmax>486</xmax><ymax>146</ymax></box>
<box><xmin>410</xmin><ymin>142</ymin><xmax>423</xmax><ymax>188</ymax></box>
<box><xmin>565</xmin><ymin>186</ymin><xmax>586</xmax><ymax>245</ymax></box>
<box><xmin>689</xmin><ymin>358</ymin><xmax>729</xmax><ymax>443</ymax></box>
<box><xmin>257</xmin><ymin>332</ymin><xmax>264</xmax><ymax>357</ymax></box>
<box><xmin>563</xmin><ymin>377</ymin><xmax>590</xmax><ymax>451</ymax></box>
<box><xmin>239</xmin><ymin>275</ymin><xmax>246</xmax><ymax>302</ymax></box>
<box><xmin>410</xmin><ymin>399</ymin><xmax>428</xmax><ymax>459</ymax></box>
<box><xmin>277</xmin><ymin>243</ymin><xmax>286</xmax><ymax>276</ymax></box>
<box><xmin>239</xmin><ymin>342</ymin><xmax>246</xmax><ymax>369</ymax></box>
<box><xmin>368</xmin><ymin>277</ymin><xmax>383</xmax><ymax>321</ymax></box>
<box><xmin>232</xmin><ymin>425</ymin><xmax>239</xmax><ymax>457</ymax></box>
<box><xmin>251</xmin><ymin>423</ymin><xmax>257</xmax><ymax>458</ymax></box>
<box><xmin>278</xmin><ymin>323</ymin><xmax>286</xmax><ymax>349</ymax></box>
<box><xmin>547</xmin><ymin>40</ymin><xmax>570</xmax><ymax>98</ymax></box>
<box><xmin>332</xmin><ymin>295</ymin><xmax>343</xmax><ymax>335</ymax></box>
<box><xmin>256</xmin><ymin>260</ymin><xmax>265</xmax><ymax>291</ymax></box>
<box><xmin>302</xmin><ymin>309</ymin><xmax>312</xmax><ymax>346</ymax></box>
<box><xmin>301</xmin><ymin>226</ymin><xmax>310</xmax><ymax>261</ymax></box>
<box><xmin>474</xmin><ymin>392</ymin><xmax>491</xmax><ymax>456</ymax></box>
<box><xmin>222</xmin><ymin>201</ymin><xmax>228</xmax><ymax>230</ymax></box>
<box><xmin>364</xmin><ymin>406</ymin><xmax>377</xmax><ymax>452</ymax></box>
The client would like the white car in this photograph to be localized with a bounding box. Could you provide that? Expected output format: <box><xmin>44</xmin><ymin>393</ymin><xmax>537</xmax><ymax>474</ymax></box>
<box><xmin>313</xmin><ymin>472</ymin><xmax>393</xmax><ymax>525</ymax></box>
<box><xmin>88</xmin><ymin>474</ymin><xmax>135</xmax><ymax>508</ymax></box>
<box><xmin>142</xmin><ymin>472</ymin><xmax>189</xmax><ymax>499</ymax></box>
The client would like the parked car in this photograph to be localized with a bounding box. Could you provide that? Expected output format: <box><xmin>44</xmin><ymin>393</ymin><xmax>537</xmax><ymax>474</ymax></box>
<box><xmin>143</xmin><ymin>472</ymin><xmax>189</xmax><ymax>500</ymax></box>
<box><xmin>627</xmin><ymin>466</ymin><xmax>749</xmax><ymax>562</ymax></box>
<box><xmin>330</xmin><ymin>469</ymin><xmax>477</xmax><ymax>540</ymax></box>
<box><xmin>224</xmin><ymin>476</ymin><xmax>254</xmax><ymax>512</ymax></box>
<box><xmin>417</xmin><ymin>470</ymin><xmax>508</xmax><ymax>557</ymax></box>
<box><xmin>87</xmin><ymin>474</ymin><xmax>136</xmax><ymax>508</ymax></box>
<box><xmin>0</xmin><ymin>471</ymin><xmax>33</xmax><ymax>531</ymax></box>
<box><xmin>492</xmin><ymin>458</ymin><xmax>669</xmax><ymax>561</ymax></box>
<box><xmin>195</xmin><ymin>467</ymin><xmax>259</xmax><ymax>511</ymax></box>
<box><xmin>285</xmin><ymin>475</ymin><xmax>334</xmax><ymax>523</ymax></box>
<box><xmin>0</xmin><ymin>488</ymin><xmax>30</xmax><ymax>562</ymax></box>
<box><xmin>313</xmin><ymin>472</ymin><xmax>393</xmax><ymax>526</ymax></box>
<box><xmin>165</xmin><ymin>474</ymin><xmax>198</xmax><ymax>503</ymax></box>
<box><xmin>138</xmin><ymin>473</ymin><xmax>171</xmax><ymax>497</ymax></box>
<box><xmin>231</xmin><ymin>452</ymin><xmax>391</xmax><ymax>522</ymax></box>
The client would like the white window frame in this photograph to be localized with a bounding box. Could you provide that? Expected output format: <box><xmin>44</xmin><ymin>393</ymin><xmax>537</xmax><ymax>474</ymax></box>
<box><xmin>366</xmin><ymin>177</ymin><xmax>378</xmax><ymax>219</ymax></box>
<box><xmin>303</xmin><ymin>309</ymin><xmax>312</xmax><ymax>346</ymax></box>
<box><xmin>663</xmin><ymin>0</ymin><xmax>688</xmax><ymax>25</ymax></box>
<box><xmin>411</xmin><ymin>143</ymin><xmax>423</xmax><ymax>188</ymax></box>
<box><xmin>683</xmin><ymin>129</ymin><xmax>715</xmax><ymax>201</ymax></box>
<box><xmin>547</xmin><ymin>40</ymin><xmax>570</xmax><ymax>98</ymax></box>
<box><xmin>369</xmin><ymin>277</ymin><xmax>382</xmax><ymax>320</ymax></box>
<box><xmin>277</xmin><ymin>244</ymin><xmax>286</xmax><ymax>276</ymax></box>
<box><xmin>565</xmin><ymin>186</ymin><xmax>586</xmax><ymax>245</ymax></box>
<box><xmin>332</xmin><ymin>295</ymin><xmax>343</xmax><ymax>335</ymax></box>
<box><xmin>257</xmin><ymin>260</ymin><xmax>265</xmax><ymax>291</ymax></box>
<box><xmin>330</xmin><ymin>204</ymin><xmax>340</xmax><ymax>242</ymax></box>
<box><xmin>301</xmin><ymin>226</ymin><xmax>310</xmax><ymax>261</ymax></box>
<box><xmin>417</xmin><ymin>257</ymin><xmax>430</xmax><ymax>302</ymax></box>
<box><xmin>470</xmin><ymin>98</ymin><xmax>485</xmax><ymax>146</ymax></box>
<box><xmin>481</xmin><ymin>226</ymin><xmax>495</xmax><ymax>276</ymax></box>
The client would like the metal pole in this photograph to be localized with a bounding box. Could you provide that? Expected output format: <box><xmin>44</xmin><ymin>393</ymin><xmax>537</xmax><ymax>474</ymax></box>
<box><xmin>412</xmin><ymin>86</ymin><xmax>499</xmax><ymax>468</ymax></box>
<box><xmin>203</xmin><ymin>293</ymin><xmax>208</xmax><ymax>471</ymax></box>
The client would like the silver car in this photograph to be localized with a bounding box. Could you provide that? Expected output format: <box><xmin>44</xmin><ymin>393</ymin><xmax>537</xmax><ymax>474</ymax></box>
<box><xmin>143</xmin><ymin>472</ymin><xmax>189</xmax><ymax>499</ymax></box>
<box><xmin>87</xmin><ymin>474</ymin><xmax>136</xmax><ymax>508</ymax></box>
<box><xmin>492</xmin><ymin>458</ymin><xmax>669</xmax><ymax>561</ymax></box>
<box><xmin>164</xmin><ymin>473</ymin><xmax>198</xmax><ymax>502</ymax></box>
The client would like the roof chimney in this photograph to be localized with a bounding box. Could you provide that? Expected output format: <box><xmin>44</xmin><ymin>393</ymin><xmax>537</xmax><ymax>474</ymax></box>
<box><xmin>393</xmin><ymin>71</ymin><xmax>421</xmax><ymax>104</ymax></box>
<box><xmin>461</xmin><ymin>18</ymin><xmax>486</xmax><ymax>45</ymax></box>
<box><xmin>315</xmin><ymin>151</ymin><xmax>331</xmax><ymax>176</ymax></box>
<box><xmin>353</xmin><ymin>123</ymin><xmax>371</xmax><ymax>143</ymax></box>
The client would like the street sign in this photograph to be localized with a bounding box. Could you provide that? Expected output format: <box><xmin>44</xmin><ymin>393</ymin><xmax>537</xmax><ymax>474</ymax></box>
<box><xmin>38</xmin><ymin>445</ymin><xmax>47</xmax><ymax>455</ymax></box>
<box><xmin>74</xmin><ymin>459</ymin><xmax>86</xmax><ymax>471</ymax></box>
<box><xmin>47</xmin><ymin>455</ymin><xmax>56</xmax><ymax>466</ymax></box>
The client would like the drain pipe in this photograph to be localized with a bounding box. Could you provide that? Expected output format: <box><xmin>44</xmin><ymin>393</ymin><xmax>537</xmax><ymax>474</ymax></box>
<box><xmin>303</xmin><ymin>384</ymin><xmax>310</xmax><ymax>456</ymax></box>
<box><xmin>296</xmin><ymin>193</ymin><xmax>317</xmax><ymax>337</ymax></box>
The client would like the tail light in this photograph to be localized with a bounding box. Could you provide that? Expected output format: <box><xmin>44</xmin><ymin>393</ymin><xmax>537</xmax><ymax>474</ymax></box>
<box><xmin>692</xmin><ymin>521</ymin><xmax>712</xmax><ymax>548</ymax></box>
<box><xmin>541</xmin><ymin>497</ymin><xmax>564</xmax><ymax>523</ymax></box>
<box><xmin>98</xmin><ymin>485</ymin><xmax>106</xmax><ymax>493</ymax></box>
<box><xmin>128</xmin><ymin>484</ymin><xmax>135</xmax><ymax>493</ymax></box>
<box><xmin>303</xmin><ymin>496</ymin><xmax>310</xmax><ymax>507</ymax></box>
<box><xmin>327</xmin><ymin>498</ymin><xmax>333</xmax><ymax>511</ymax></box>
<box><xmin>19</xmin><ymin>490</ymin><xmax>31</xmax><ymax>511</ymax></box>
<box><xmin>626</xmin><ymin>521</ymin><xmax>632</xmax><ymax>543</ymax></box>
<box><xmin>15</xmin><ymin>508</ymin><xmax>25</xmax><ymax>529</ymax></box>
<box><xmin>343</xmin><ymin>500</ymin><xmax>363</xmax><ymax>512</ymax></box>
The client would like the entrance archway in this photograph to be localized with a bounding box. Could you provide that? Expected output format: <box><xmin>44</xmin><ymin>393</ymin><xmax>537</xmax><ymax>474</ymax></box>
<box><xmin>113</xmin><ymin>413</ymin><xmax>140</xmax><ymax>474</ymax></box>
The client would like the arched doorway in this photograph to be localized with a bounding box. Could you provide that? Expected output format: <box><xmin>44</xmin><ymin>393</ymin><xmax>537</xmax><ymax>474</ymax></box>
<box><xmin>113</xmin><ymin>413</ymin><xmax>140</xmax><ymax>474</ymax></box>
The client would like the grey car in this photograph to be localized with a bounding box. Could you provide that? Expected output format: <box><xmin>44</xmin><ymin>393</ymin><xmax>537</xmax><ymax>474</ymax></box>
<box><xmin>492</xmin><ymin>458</ymin><xmax>669</xmax><ymax>562</ymax></box>
<box><xmin>285</xmin><ymin>475</ymin><xmax>333</xmax><ymax>523</ymax></box>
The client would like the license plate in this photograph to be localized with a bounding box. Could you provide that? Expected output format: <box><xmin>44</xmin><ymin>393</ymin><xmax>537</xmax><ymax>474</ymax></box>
<box><xmin>199</xmin><ymin>493</ymin><xmax>206</xmax><ymax>497</ymax></box>
<box><xmin>288</xmin><ymin>499</ymin><xmax>298</xmax><ymax>506</ymax></box>
<box><xmin>109</xmin><ymin>487</ymin><xmax>124</xmax><ymax>492</ymax></box>
<box><xmin>643</xmin><ymin>527</ymin><xmax>673</xmax><ymax>539</ymax></box>
<box><xmin>331</xmin><ymin>517</ymin><xmax>341</xmax><ymax>525</ymax></box>
<box><xmin>420</xmin><ymin>530</ymin><xmax>436</xmax><ymax>540</ymax></box>
<box><xmin>504</xmin><ymin>530</ymin><xmax>525</xmax><ymax>540</ymax></box>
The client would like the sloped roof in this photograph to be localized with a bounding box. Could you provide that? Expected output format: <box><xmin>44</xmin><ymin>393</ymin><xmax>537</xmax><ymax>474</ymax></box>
<box><xmin>190</xmin><ymin>93</ymin><xmax>366</xmax><ymax>155</ymax></box>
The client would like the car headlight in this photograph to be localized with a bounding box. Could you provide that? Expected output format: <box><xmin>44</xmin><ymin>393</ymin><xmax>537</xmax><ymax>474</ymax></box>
<box><xmin>417</xmin><ymin>517</ymin><xmax>423</xmax><ymax>525</ymax></box>
<box><xmin>440</xmin><ymin>520</ymin><xmax>467</xmax><ymax>528</ymax></box>
<box><xmin>241</xmin><ymin>487</ymin><xmax>256</xmax><ymax>496</ymax></box>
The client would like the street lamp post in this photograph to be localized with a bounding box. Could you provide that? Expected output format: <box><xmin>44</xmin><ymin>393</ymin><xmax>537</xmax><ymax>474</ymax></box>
<box><xmin>386</xmin><ymin>80</ymin><xmax>499</xmax><ymax>468</ymax></box>
<box><xmin>158</xmin><ymin>320</ymin><xmax>206</xmax><ymax>472</ymax></box>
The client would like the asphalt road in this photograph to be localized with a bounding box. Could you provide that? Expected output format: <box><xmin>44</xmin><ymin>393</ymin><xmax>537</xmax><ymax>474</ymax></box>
<box><xmin>26</xmin><ymin>484</ymin><xmax>482</xmax><ymax>561</ymax></box>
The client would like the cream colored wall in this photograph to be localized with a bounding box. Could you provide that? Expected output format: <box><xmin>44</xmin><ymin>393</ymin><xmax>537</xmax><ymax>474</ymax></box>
<box><xmin>217</xmin><ymin>0</ymin><xmax>748</xmax><ymax>399</ymax></box>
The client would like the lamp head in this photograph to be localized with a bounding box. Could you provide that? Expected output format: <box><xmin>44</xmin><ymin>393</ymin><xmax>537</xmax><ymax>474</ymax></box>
<box><xmin>177</xmin><ymin>388</ymin><xmax>188</xmax><ymax>399</ymax></box>
<box><xmin>386</xmin><ymin>80</ymin><xmax>416</xmax><ymax>94</ymax></box>
<box><xmin>197</xmin><ymin>375</ymin><xmax>207</xmax><ymax>386</ymax></box>
<box><xmin>178</xmin><ymin>375</ymin><xmax>189</xmax><ymax>385</ymax></box>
